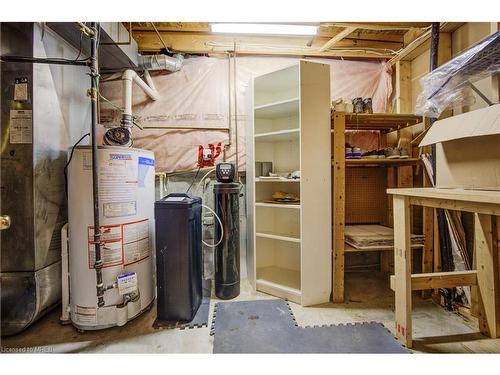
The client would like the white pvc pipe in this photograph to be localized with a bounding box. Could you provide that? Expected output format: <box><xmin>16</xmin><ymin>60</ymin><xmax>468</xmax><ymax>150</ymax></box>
<box><xmin>121</xmin><ymin>69</ymin><xmax>160</xmax><ymax>119</ymax></box>
<box><xmin>60</xmin><ymin>223</ymin><xmax>70</xmax><ymax>323</ymax></box>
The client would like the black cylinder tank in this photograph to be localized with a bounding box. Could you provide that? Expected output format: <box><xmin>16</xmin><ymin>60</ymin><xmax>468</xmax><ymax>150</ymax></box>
<box><xmin>213</xmin><ymin>183</ymin><xmax>240</xmax><ymax>299</ymax></box>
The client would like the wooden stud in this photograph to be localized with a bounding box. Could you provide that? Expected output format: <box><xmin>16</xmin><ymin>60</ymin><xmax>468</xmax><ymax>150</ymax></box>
<box><xmin>393</xmin><ymin>195</ymin><xmax>412</xmax><ymax>347</ymax></box>
<box><xmin>389</xmin><ymin>270</ymin><xmax>477</xmax><ymax>291</ymax></box>
<box><xmin>332</xmin><ymin>113</ymin><xmax>345</xmax><ymax>303</ymax></box>
<box><xmin>319</xmin><ymin>27</ymin><xmax>357</xmax><ymax>52</ymax></box>
<box><xmin>475</xmin><ymin>214</ymin><xmax>500</xmax><ymax>338</ymax></box>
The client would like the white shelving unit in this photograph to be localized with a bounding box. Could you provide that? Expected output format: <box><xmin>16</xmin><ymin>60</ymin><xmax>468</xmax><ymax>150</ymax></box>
<box><xmin>246</xmin><ymin>61</ymin><xmax>332</xmax><ymax>306</ymax></box>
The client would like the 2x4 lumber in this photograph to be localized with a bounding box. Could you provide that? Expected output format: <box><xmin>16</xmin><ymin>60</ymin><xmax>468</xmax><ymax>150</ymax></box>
<box><xmin>475</xmin><ymin>214</ymin><xmax>500</xmax><ymax>338</ymax></box>
<box><xmin>319</xmin><ymin>27</ymin><xmax>357</xmax><ymax>52</ymax></box>
<box><xmin>133</xmin><ymin>32</ymin><xmax>397</xmax><ymax>58</ymax></box>
<box><xmin>318</xmin><ymin>26</ymin><xmax>403</xmax><ymax>43</ymax></box>
<box><xmin>393</xmin><ymin>195</ymin><xmax>413</xmax><ymax>347</ymax></box>
<box><xmin>389</xmin><ymin>270</ymin><xmax>478</xmax><ymax>291</ymax></box>
<box><xmin>387</xmin><ymin>188</ymin><xmax>500</xmax><ymax>208</ymax></box>
<box><xmin>422</xmin><ymin>173</ymin><xmax>435</xmax><ymax>298</ymax></box>
<box><xmin>332</xmin><ymin>113</ymin><xmax>345</xmax><ymax>303</ymax></box>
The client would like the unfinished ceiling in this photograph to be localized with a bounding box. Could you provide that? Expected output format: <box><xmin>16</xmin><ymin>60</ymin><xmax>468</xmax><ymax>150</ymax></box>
<box><xmin>129</xmin><ymin>22</ymin><xmax>464</xmax><ymax>59</ymax></box>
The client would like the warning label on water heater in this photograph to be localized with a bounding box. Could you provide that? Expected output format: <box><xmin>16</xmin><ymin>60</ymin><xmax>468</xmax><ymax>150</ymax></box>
<box><xmin>99</xmin><ymin>152</ymin><xmax>138</xmax><ymax>218</ymax></box>
<box><xmin>88</xmin><ymin>219</ymin><xmax>150</xmax><ymax>269</ymax></box>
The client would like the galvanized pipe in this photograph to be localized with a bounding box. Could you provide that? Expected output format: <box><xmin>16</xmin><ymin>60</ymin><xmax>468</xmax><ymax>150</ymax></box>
<box><xmin>89</xmin><ymin>22</ymin><xmax>105</xmax><ymax>308</ymax></box>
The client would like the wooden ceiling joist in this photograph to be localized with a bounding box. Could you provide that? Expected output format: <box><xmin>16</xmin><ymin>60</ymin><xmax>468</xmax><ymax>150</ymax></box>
<box><xmin>129</xmin><ymin>22</ymin><xmax>458</xmax><ymax>59</ymax></box>
<box><xmin>319</xmin><ymin>27</ymin><xmax>357</xmax><ymax>52</ymax></box>
<box><xmin>134</xmin><ymin>31</ymin><xmax>399</xmax><ymax>58</ymax></box>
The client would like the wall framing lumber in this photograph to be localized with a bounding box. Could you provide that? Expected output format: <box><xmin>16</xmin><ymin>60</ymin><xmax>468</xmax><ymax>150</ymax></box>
<box><xmin>319</xmin><ymin>27</ymin><xmax>357</xmax><ymax>52</ymax></box>
<box><xmin>475</xmin><ymin>214</ymin><xmax>500</xmax><ymax>338</ymax></box>
<box><xmin>390</xmin><ymin>270</ymin><xmax>478</xmax><ymax>291</ymax></box>
<box><xmin>332</xmin><ymin>113</ymin><xmax>346</xmax><ymax>303</ymax></box>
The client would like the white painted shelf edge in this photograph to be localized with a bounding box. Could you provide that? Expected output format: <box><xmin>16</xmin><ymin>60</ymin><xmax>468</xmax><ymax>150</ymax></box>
<box><xmin>254</xmin><ymin>128</ymin><xmax>300</xmax><ymax>140</ymax></box>
<box><xmin>256</xmin><ymin>231</ymin><xmax>301</xmax><ymax>243</ymax></box>
<box><xmin>255</xmin><ymin>178</ymin><xmax>300</xmax><ymax>183</ymax></box>
<box><xmin>255</xmin><ymin>202</ymin><xmax>301</xmax><ymax>209</ymax></box>
<box><xmin>253</xmin><ymin>97</ymin><xmax>299</xmax><ymax>111</ymax></box>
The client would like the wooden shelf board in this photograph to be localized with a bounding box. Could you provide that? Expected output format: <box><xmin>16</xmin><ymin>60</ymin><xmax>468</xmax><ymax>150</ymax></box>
<box><xmin>254</xmin><ymin>128</ymin><xmax>300</xmax><ymax>142</ymax></box>
<box><xmin>344</xmin><ymin>243</ymin><xmax>423</xmax><ymax>253</ymax></box>
<box><xmin>256</xmin><ymin>266</ymin><xmax>301</xmax><ymax>303</ymax></box>
<box><xmin>256</xmin><ymin>231</ymin><xmax>301</xmax><ymax>243</ymax></box>
<box><xmin>255</xmin><ymin>177</ymin><xmax>300</xmax><ymax>183</ymax></box>
<box><xmin>256</xmin><ymin>202</ymin><xmax>301</xmax><ymax>209</ymax></box>
<box><xmin>254</xmin><ymin>98</ymin><xmax>299</xmax><ymax>119</ymax></box>
<box><xmin>387</xmin><ymin>188</ymin><xmax>500</xmax><ymax>205</ymax></box>
<box><xmin>339</xmin><ymin>158</ymin><xmax>421</xmax><ymax>167</ymax></box>
<box><xmin>331</xmin><ymin>112</ymin><xmax>422</xmax><ymax>131</ymax></box>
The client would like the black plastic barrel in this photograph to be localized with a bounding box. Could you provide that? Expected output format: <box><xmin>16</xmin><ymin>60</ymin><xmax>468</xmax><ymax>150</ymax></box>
<box><xmin>214</xmin><ymin>183</ymin><xmax>240</xmax><ymax>299</ymax></box>
<box><xmin>155</xmin><ymin>193</ymin><xmax>202</xmax><ymax>322</ymax></box>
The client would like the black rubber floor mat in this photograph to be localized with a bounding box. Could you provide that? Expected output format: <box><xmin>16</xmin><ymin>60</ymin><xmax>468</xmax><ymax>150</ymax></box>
<box><xmin>153</xmin><ymin>279</ymin><xmax>211</xmax><ymax>330</ymax></box>
<box><xmin>212</xmin><ymin>299</ymin><xmax>408</xmax><ymax>353</ymax></box>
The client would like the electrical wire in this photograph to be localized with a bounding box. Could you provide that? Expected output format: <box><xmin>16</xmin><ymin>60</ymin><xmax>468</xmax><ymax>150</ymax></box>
<box><xmin>150</xmin><ymin>22</ymin><xmax>171</xmax><ymax>53</ymax></box>
<box><xmin>64</xmin><ymin>133</ymin><xmax>90</xmax><ymax>198</ymax></box>
<box><xmin>195</xmin><ymin>167</ymin><xmax>216</xmax><ymax>193</ymax></box>
<box><xmin>2</xmin><ymin>25</ymin><xmax>92</xmax><ymax>65</ymax></box>
<box><xmin>186</xmin><ymin>167</ymin><xmax>201</xmax><ymax>193</ymax></box>
<box><xmin>201</xmin><ymin>204</ymin><xmax>224</xmax><ymax>248</ymax></box>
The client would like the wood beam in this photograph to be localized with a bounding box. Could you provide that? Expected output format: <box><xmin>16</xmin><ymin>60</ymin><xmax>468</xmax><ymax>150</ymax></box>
<box><xmin>133</xmin><ymin>31</ymin><xmax>398</xmax><ymax>58</ymax></box>
<box><xmin>319</xmin><ymin>27</ymin><xmax>357</xmax><ymax>52</ymax></box>
<box><xmin>318</xmin><ymin>26</ymin><xmax>404</xmax><ymax>43</ymax></box>
<box><xmin>332</xmin><ymin>113</ymin><xmax>345</xmax><ymax>303</ymax></box>
<box><xmin>325</xmin><ymin>22</ymin><xmax>432</xmax><ymax>30</ymax></box>
<box><xmin>475</xmin><ymin>214</ymin><xmax>500</xmax><ymax>338</ymax></box>
<box><xmin>390</xmin><ymin>270</ymin><xmax>478</xmax><ymax>291</ymax></box>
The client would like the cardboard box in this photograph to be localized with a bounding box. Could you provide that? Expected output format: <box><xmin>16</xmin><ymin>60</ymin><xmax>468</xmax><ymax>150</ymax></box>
<box><xmin>420</xmin><ymin>103</ymin><xmax>500</xmax><ymax>191</ymax></box>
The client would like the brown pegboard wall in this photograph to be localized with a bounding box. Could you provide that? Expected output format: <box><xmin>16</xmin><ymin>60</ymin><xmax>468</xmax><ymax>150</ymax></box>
<box><xmin>345</xmin><ymin>167</ymin><xmax>387</xmax><ymax>224</ymax></box>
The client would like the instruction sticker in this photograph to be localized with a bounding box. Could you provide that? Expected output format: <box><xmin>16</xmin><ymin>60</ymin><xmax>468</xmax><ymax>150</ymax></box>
<box><xmin>123</xmin><ymin>219</ymin><xmax>150</xmax><ymax>265</ymax></box>
<box><xmin>103</xmin><ymin>201</ymin><xmax>137</xmax><ymax>218</ymax></box>
<box><xmin>138</xmin><ymin>156</ymin><xmax>154</xmax><ymax>187</ymax></box>
<box><xmin>9</xmin><ymin>110</ymin><xmax>32</xmax><ymax>144</ymax></box>
<box><xmin>117</xmin><ymin>272</ymin><xmax>138</xmax><ymax>295</ymax></box>
<box><xmin>88</xmin><ymin>224</ymin><xmax>123</xmax><ymax>269</ymax></box>
<box><xmin>87</xmin><ymin>219</ymin><xmax>150</xmax><ymax>269</ymax></box>
<box><xmin>14</xmin><ymin>77</ymin><xmax>29</xmax><ymax>101</ymax></box>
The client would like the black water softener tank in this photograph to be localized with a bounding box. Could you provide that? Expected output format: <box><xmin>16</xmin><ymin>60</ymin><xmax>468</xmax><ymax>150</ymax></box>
<box><xmin>214</xmin><ymin>162</ymin><xmax>240</xmax><ymax>299</ymax></box>
<box><xmin>155</xmin><ymin>193</ymin><xmax>203</xmax><ymax>322</ymax></box>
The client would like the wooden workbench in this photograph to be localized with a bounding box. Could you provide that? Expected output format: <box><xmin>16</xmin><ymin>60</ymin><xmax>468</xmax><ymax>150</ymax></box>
<box><xmin>387</xmin><ymin>187</ymin><xmax>500</xmax><ymax>348</ymax></box>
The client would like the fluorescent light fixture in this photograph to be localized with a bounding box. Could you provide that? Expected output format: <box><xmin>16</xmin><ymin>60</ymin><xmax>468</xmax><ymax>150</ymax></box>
<box><xmin>211</xmin><ymin>23</ymin><xmax>318</xmax><ymax>36</ymax></box>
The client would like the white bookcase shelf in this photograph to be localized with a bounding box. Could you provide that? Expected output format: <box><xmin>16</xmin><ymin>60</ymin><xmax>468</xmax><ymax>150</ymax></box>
<box><xmin>246</xmin><ymin>61</ymin><xmax>332</xmax><ymax>306</ymax></box>
<box><xmin>256</xmin><ymin>231</ymin><xmax>301</xmax><ymax>243</ymax></box>
<box><xmin>254</xmin><ymin>98</ymin><xmax>300</xmax><ymax>119</ymax></box>
<box><xmin>254</xmin><ymin>128</ymin><xmax>300</xmax><ymax>142</ymax></box>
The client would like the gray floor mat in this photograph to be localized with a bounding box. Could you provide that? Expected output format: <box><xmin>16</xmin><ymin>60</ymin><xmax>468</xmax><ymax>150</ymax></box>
<box><xmin>212</xmin><ymin>299</ymin><xmax>408</xmax><ymax>353</ymax></box>
<box><xmin>153</xmin><ymin>279</ymin><xmax>211</xmax><ymax>330</ymax></box>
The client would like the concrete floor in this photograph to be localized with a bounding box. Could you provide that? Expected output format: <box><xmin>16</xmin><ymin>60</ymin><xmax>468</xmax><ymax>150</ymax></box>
<box><xmin>2</xmin><ymin>272</ymin><xmax>499</xmax><ymax>353</ymax></box>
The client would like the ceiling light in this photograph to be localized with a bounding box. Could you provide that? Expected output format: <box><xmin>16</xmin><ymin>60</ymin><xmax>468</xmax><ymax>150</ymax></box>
<box><xmin>210</xmin><ymin>23</ymin><xmax>318</xmax><ymax>36</ymax></box>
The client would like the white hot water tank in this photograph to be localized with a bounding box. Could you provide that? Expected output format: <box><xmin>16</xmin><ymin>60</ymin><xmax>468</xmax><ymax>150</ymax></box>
<box><xmin>67</xmin><ymin>145</ymin><xmax>155</xmax><ymax>330</ymax></box>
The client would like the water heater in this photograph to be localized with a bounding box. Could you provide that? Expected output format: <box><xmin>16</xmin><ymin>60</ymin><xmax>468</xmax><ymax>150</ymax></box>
<box><xmin>66</xmin><ymin>146</ymin><xmax>155</xmax><ymax>330</ymax></box>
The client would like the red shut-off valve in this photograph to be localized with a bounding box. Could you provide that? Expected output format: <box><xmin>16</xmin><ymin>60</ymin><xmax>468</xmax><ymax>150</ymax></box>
<box><xmin>197</xmin><ymin>142</ymin><xmax>222</xmax><ymax>168</ymax></box>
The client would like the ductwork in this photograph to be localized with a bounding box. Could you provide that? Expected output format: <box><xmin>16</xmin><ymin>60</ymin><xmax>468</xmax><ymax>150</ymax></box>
<box><xmin>138</xmin><ymin>53</ymin><xmax>184</xmax><ymax>72</ymax></box>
